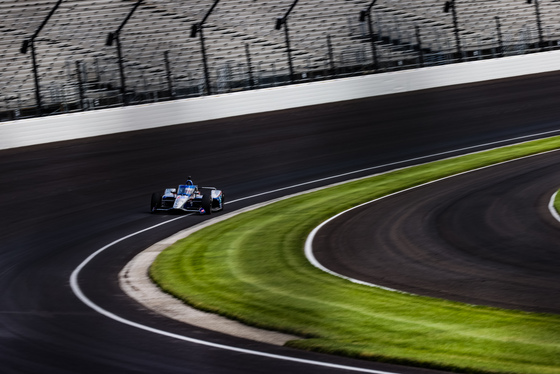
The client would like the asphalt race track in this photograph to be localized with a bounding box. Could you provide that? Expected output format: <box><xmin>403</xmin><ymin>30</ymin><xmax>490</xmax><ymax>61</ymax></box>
<box><xmin>2</xmin><ymin>71</ymin><xmax>560</xmax><ymax>373</ymax></box>
<box><xmin>313</xmin><ymin>150</ymin><xmax>560</xmax><ymax>314</ymax></box>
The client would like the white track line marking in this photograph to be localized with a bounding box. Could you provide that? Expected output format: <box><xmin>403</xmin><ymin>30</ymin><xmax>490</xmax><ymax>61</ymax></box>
<box><xmin>70</xmin><ymin>133</ymin><xmax>560</xmax><ymax>374</ymax></box>
<box><xmin>548</xmin><ymin>191</ymin><xmax>560</xmax><ymax>223</ymax></box>
<box><xmin>70</xmin><ymin>216</ymin><xmax>397</xmax><ymax>372</ymax></box>
<box><xmin>231</xmin><ymin>128</ymin><xmax>560</xmax><ymax>203</ymax></box>
<box><xmin>305</xmin><ymin>148</ymin><xmax>560</xmax><ymax>293</ymax></box>
<box><xmin>70</xmin><ymin>220</ymin><xmax>399</xmax><ymax>373</ymax></box>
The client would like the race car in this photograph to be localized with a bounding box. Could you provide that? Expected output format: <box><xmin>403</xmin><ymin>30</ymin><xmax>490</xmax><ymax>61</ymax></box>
<box><xmin>150</xmin><ymin>182</ymin><xmax>224</xmax><ymax>214</ymax></box>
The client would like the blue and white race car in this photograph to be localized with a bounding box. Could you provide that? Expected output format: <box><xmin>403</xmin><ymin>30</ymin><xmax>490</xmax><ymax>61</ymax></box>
<box><xmin>150</xmin><ymin>179</ymin><xmax>224</xmax><ymax>214</ymax></box>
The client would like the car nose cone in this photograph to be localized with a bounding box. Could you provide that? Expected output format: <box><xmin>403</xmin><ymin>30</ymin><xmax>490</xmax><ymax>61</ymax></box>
<box><xmin>173</xmin><ymin>195</ymin><xmax>189</xmax><ymax>209</ymax></box>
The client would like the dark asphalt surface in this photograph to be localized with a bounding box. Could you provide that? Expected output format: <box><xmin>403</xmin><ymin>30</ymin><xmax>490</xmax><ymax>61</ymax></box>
<box><xmin>2</xmin><ymin>71</ymin><xmax>560</xmax><ymax>373</ymax></box>
<box><xmin>313</xmin><ymin>150</ymin><xmax>560</xmax><ymax>314</ymax></box>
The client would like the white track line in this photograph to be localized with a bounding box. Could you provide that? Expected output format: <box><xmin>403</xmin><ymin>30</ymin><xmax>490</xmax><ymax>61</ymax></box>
<box><xmin>229</xmin><ymin>129</ymin><xmax>560</xmax><ymax>203</ymax></box>
<box><xmin>305</xmin><ymin>148</ymin><xmax>560</xmax><ymax>293</ymax></box>
<box><xmin>70</xmin><ymin>219</ymin><xmax>399</xmax><ymax>373</ymax></box>
<box><xmin>70</xmin><ymin>214</ymin><xmax>398</xmax><ymax>372</ymax></box>
<box><xmin>548</xmin><ymin>191</ymin><xmax>560</xmax><ymax>223</ymax></box>
<box><xmin>70</xmin><ymin>133</ymin><xmax>560</xmax><ymax>374</ymax></box>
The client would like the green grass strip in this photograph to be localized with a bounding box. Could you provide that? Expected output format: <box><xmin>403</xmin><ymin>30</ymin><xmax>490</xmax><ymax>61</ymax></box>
<box><xmin>554</xmin><ymin>188</ymin><xmax>560</xmax><ymax>215</ymax></box>
<box><xmin>151</xmin><ymin>136</ymin><xmax>560</xmax><ymax>374</ymax></box>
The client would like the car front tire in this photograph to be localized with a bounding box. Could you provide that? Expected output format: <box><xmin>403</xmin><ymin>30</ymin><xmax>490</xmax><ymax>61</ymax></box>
<box><xmin>201</xmin><ymin>193</ymin><xmax>212</xmax><ymax>215</ymax></box>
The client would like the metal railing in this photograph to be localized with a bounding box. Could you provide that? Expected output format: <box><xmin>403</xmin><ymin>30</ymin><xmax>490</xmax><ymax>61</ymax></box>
<box><xmin>3</xmin><ymin>1</ymin><xmax>559</xmax><ymax>122</ymax></box>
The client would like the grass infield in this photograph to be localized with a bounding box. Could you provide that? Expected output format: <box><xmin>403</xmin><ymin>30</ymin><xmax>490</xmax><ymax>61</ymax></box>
<box><xmin>150</xmin><ymin>137</ymin><xmax>560</xmax><ymax>374</ymax></box>
<box><xmin>554</xmin><ymin>189</ymin><xmax>560</xmax><ymax>215</ymax></box>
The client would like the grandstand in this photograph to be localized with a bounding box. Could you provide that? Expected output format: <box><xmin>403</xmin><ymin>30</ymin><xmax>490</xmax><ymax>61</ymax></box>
<box><xmin>1</xmin><ymin>0</ymin><xmax>559</xmax><ymax>120</ymax></box>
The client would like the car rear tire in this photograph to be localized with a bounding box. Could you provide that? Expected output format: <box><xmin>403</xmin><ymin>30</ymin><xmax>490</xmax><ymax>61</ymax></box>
<box><xmin>219</xmin><ymin>194</ymin><xmax>225</xmax><ymax>211</ymax></box>
<box><xmin>151</xmin><ymin>193</ymin><xmax>161</xmax><ymax>213</ymax></box>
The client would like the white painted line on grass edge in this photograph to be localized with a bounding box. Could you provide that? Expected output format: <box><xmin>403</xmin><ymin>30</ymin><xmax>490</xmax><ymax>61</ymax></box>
<box><xmin>305</xmin><ymin>148</ymin><xmax>560</xmax><ymax>293</ymax></box>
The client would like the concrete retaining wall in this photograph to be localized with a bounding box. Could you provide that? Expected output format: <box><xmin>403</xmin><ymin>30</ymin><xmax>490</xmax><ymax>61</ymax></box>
<box><xmin>1</xmin><ymin>50</ymin><xmax>559</xmax><ymax>150</ymax></box>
